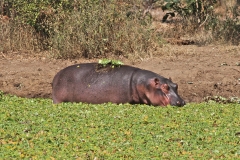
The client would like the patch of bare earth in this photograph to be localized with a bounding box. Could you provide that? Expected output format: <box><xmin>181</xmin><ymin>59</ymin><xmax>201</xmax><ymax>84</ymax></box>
<box><xmin>0</xmin><ymin>45</ymin><xmax>240</xmax><ymax>104</ymax></box>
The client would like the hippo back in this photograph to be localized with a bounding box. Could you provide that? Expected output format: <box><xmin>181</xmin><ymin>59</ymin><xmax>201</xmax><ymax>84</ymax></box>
<box><xmin>52</xmin><ymin>63</ymin><xmax>139</xmax><ymax>104</ymax></box>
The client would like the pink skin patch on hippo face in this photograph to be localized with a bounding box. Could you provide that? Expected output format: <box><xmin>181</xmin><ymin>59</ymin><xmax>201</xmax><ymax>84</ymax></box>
<box><xmin>157</xmin><ymin>95</ymin><xmax>170</xmax><ymax>106</ymax></box>
<box><xmin>145</xmin><ymin>78</ymin><xmax>171</xmax><ymax>106</ymax></box>
<box><xmin>158</xmin><ymin>84</ymin><xmax>171</xmax><ymax>106</ymax></box>
<box><xmin>161</xmin><ymin>84</ymin><xmax>170</xmax><ymax>96</ymax></box>
<box><xmin>148</xmin><ymin>90</ymin><xmax>170</xmax><ymax>106</ymax></box>
<box><xmin>160</xmin><ymin>83</ymin><xmax>184</xmax><ymax>107</ymax></box>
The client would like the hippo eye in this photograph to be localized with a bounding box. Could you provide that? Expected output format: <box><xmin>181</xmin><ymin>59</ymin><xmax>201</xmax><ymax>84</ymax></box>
<box><xmin>174</xmin><ymin>84</ymin><xmax>178</xmax><ymax>90</ymax></box>
<box><xmin>171</xmin><ymin>83</ymin><xmax>178</xmax><ymax>89</ymax></box>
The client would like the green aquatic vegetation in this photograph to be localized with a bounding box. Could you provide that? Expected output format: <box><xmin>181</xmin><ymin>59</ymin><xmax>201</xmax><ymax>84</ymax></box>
<box><xmin>98</xmin><ymin>59</ymin><xmax>124</xmax><ymax>68</ymax></box>
<box><xmin>0</xmin><ymin>93</ymin><xmax>239</xmax><ymax>159</ymax></box>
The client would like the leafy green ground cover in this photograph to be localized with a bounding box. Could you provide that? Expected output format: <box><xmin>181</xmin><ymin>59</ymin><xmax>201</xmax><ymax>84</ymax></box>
<box><xmin>1</xmin><ymin>93</ymin><xmax>239</xmax><ymax>159</ymax></box>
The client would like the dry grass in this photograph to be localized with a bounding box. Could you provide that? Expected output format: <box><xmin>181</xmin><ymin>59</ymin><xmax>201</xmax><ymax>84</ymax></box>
<box><xmin>0</xmin><ymin>1</ymin><xmax>239</xmax><ymax>60</ymax></box>
<box><xmin>1</xmin><ymin>1</ymin><xmax>163</xmax><ymax>59</ymax></box>
<box><xmin>0</xmin><ymin>20</ymin><xmax>40</xmax><ymax>54</ymax></box>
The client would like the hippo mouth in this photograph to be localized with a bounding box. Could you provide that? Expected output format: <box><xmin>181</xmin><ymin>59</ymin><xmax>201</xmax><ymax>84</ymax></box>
<box><xmin>166</xmin><ymin>93</ymin><xmax>185</xmax><ymax>107</ymax></box>
<box><xmin>162</xmin><ymin>93</ymin><xmax>171</xmax><ymax>106</ymax></box>
<box><xmin>162</xmin><ymin>92</ymin><xmax>184</xmax><ymax>107</ymax></box>
<box><xmin>154</xmin><ymin>92</ymin><xmax>170</xmax><ymax>106</ymax></box>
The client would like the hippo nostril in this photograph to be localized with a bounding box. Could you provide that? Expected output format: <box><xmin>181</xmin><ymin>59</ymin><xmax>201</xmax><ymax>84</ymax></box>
<box><xmin>176</xmin><ymin>100</ymin><xmax>186</xmax><ymax>106</ymax></box>
<box><xmin>181</xmin><ymin>100</ymin><xmax>186</xmax><ymax>106</ymax></box>
<box><xmin>183</xmin><ymin>100</ymin><xmax>186</xmax><ymax>105</ymax></box>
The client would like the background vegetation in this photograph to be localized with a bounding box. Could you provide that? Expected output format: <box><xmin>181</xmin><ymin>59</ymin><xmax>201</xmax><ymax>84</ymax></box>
<box><xmin>161</xmin><ymin>0</ymin><xmax>240</xmax><ymax>45</ymax></box>
<box><xmin>1</xmin><ymin>0</ymin><xmax>160</xmax><ymax>59</ymax></box>
<box><xmin>1</xmin><ymin>93</ymin><xmax>239</xmax><ymax>159</ymax></box>
<box><xmin>0</xmin><ymin>0</ymin><xmax>239</xmax><ymax>59</ymax></box>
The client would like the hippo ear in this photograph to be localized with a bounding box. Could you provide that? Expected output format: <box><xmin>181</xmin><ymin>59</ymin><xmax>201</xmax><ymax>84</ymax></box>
<box><xmin>153</xmin><ymin>78</ymin><xmax>161</xmax><ymax>88</ymax></box>
<box><xmin>149</xmin><ymin>78</ymin><xmax>161</xmax><ymax>89</ymax></box>
<box><xmin>169</xmin><ymin>77</ymin><xmax>172</xmax><ymax>81</ymax></box>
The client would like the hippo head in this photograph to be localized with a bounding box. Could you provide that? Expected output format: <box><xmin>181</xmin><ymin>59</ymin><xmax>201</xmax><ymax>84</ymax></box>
<box><xmin>146</xmin><ymin>77</ymin><xmax>186</xmax><ymax>107</ymax></box>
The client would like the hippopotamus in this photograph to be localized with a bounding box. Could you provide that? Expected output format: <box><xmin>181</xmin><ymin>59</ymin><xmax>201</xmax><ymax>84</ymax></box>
<box><xmin>52</xmin><ymin>63</ymin><xmax>185</xmax><ymax>107</ymax></box>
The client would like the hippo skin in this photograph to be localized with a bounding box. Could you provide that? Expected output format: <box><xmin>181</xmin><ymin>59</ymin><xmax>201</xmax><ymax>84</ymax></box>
<box><xmin>52</xmin><ymin>63</ymin><xmax>185</xmax><ymax>107</ymax></box>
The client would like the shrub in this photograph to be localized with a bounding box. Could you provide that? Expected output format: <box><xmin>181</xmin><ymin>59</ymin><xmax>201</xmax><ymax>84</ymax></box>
<box><xmin>0</xmin><ymin>19</ymin><xmax>39</xmax><ymax>53</ymax></box>
<box><xmin>163</xmin><ymin>0</ymin><xmax>217</xmax><ymax>27</ymax></box>
<box><xmin>1</xmin><ymin>0</ymin><xmax>162</xmax><ymax>59</ymax></box>
<box><xmin>209</xmin><ymin>17</ymin><xmax>240</xmax><ymax>45</ymax></box>
<box><xmin>50</xmin><ymin>1</ymin><xmax>159</xmax><ymax>58</ymax></box>
<box><xmin>162</xmin><ymin>0</ymin><xmax>240</xmax><ymax>45</ymax></box>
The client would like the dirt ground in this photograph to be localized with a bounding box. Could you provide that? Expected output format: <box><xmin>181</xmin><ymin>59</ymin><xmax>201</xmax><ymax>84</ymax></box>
<box><xmin>0</xmin><ymin>44</ymin><xmax>240</xmax><ymax>104</ymax></box>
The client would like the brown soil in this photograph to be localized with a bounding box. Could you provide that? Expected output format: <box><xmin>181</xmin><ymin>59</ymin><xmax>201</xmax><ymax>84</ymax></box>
<box><xmin>0</xmin><ymin>45</ymin><xmax>240</xmax><ymax>104</ymax></box>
